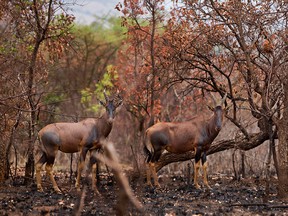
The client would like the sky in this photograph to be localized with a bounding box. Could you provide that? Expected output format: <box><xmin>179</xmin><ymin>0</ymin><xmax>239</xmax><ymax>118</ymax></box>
<box><xmin>70</xmin><ymin>0</ymin><xmax>123</xmax><ymax>24</ymax></box>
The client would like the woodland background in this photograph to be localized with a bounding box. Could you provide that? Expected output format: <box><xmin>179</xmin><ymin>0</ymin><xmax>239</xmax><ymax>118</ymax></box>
<box><xmin>0</xmin><ymin>0</ymin><xmax>288</xmax><ymax>214</ymax></box>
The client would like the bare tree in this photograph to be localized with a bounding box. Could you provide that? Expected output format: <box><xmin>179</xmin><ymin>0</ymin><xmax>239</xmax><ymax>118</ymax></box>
<box><xmin>0</xmin><ymin>0</ymin><xmax>74</xmax><ymax>183</ymax></box>
<box><xmin>275</xmin><ymin>65</ymin><xmax>288</xmax><ymax>199</ymax></box>
<box><xmin>158</xmin><ymin>0</ymin><xmax>288</xmax><ymax>198</ymax></box>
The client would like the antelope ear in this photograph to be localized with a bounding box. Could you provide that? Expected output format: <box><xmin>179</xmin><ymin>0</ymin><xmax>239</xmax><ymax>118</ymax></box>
<box><xmin>221</xmin><ymin>92</ymin><xmax>228</xmax><ymax>106</ymax></box>
<box><xmin>207</xmin><ymin>104</ymin><xmax>214</xmax><ymax>111</ymax></box>
<box><xmin>224</xmin><ymin>106</ymin><xmax>229</xmax><ymax>114</ymax></box>
<box><xmin>103</xmin><ymin>90</ymin><xmax>109</xmax><ymax>102</ymax></box>
<box><xmin>118</xmin><ymin>99</ymin><xmax>123</xmax><ymax>106</ymax></box>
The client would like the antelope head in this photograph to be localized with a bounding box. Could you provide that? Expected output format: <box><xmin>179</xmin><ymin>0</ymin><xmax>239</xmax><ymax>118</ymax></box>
<box><xmin>100</xmin><ymin>91</ymin><xmax>123</xmax><ymax>123</ymax></box>
<box><xmin>209</xmin><ymin>92</ymin><xmax>227</xmax><ymax>131</ymax></box>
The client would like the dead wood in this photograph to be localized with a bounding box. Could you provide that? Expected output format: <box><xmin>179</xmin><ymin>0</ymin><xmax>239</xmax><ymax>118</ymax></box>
<box><xmin>72</xmin><ymin>186</ymin><xmax>86</xmax><ymax>216</ymax></box>
<box><xmin>227</xmin><ymin>203</ymin><xmax>288</xmax><ymax>208</ymax></box>
<box><xmin>155</xmin><ymin>132</ymin><xmax>269</xmax><ymax>171</ymax></box>
<box><xmin>97</xmin><ymin>142</ymin><xmax>143</xmax><ymax>216</ymax></box>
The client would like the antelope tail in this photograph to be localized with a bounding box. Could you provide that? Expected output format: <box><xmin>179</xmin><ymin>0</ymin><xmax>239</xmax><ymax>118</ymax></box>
<box><xmin>143</xmin><ymin>130</ymin><xmax>153</xmax><ymax>163</ymax></box>
<box><xmin>143</xmin><ymin>145</ymin><xmax>152</xmax><ymax>163</ymax></box>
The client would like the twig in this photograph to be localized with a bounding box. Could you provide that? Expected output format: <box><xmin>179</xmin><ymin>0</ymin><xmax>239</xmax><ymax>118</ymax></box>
<box><xmin>130</xmin><ymin>144</ymin><xmax>140</xmax><ymax>175</ymax></box>
<box><xmin>73</xmin><ymin>186</ymin><xmax>87</xmax><ymax>216</ymax></box>
<box><xmin>227</xmin><ymin>203</ymin><xmax>288</xmax><ymax>208</ymax></box>
<box><xmin>7</xmin><ymin>109</ymin><xmax>22</xmax><ymax>179</ymax></box>
<box><xmin>96</xmin><ymin>142</ymin><xmax>143</xmax><ymax>215</ymax></box>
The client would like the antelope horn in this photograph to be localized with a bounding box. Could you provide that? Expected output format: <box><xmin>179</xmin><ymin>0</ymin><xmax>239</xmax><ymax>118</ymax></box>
<box><xmin>221</xmin><ymin>92</ymin><xmax>227</xmax><ymax>106</ymax></box>
<box><xmin>103</xmin><ymin>90</ymin><xmax>109</xmax><ymax>102</ymax></box>
<box><xmin>210</xmin><ymin>93</ymin><xmax>217</xmax><ymax>106</ymax></box>
<box><xmin>114</xmin><ymin>94</ymin><xmax>123</xmax><ymax>107</ymax></box>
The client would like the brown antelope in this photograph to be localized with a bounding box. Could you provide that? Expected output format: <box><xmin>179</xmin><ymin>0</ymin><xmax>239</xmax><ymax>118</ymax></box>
<box><xmin>144</xmin><ymin>93</ymin><xmax>227</xmax><ymax>189</ymax></box>
<box><xmin>35</xmin><ymin>92</ymin><xmax>122</xmax><ymax>194</ymax></box>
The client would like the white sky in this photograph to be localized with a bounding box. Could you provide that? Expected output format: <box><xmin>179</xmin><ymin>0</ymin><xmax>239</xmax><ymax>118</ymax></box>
<box><xmin>70</xmin><ymin>0</ymin><xmax>123</xmax><ymax>24</ymax></box>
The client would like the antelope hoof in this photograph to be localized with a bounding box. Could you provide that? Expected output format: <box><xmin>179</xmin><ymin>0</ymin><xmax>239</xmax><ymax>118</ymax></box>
<box><xmin>37</xmin><ymin>186</ymin><xmax>44</xmax><ymax>193</ymax></box>
<box><xmin>194</xmin><ymin>184</ymin><xmax>201</xmax><ymax>189</ymax></box>
<box><xmin>146</xmin><ymin>181</ymin><xmax>153</xmax><ymax>187</ymax></box>
<box><xmin>55</xmin><ymin>190</ymin><xmax>62</xmax><ymax>194</ymax></box>
<box><xmin>75</xmin><ymin>182</ymin><xmax>81</xmax><ymax>191</ymax></box>
<box><xmin>94</xmin><ymin>189</ymin><xmax>101</xmax><ymax>196</ymax></box>
<box><xmin>92</xmin><ymin>186</ymin><xmax>101</xmax><ymax>195</ymax></box>
<box><xmin>54</xmin><ymin>187</ymin><xmax>62</xmax><ymax>194</ymax></box>
<box><xmin>205</xmin><ymin>184</ymin><xmax>212</xmax><ymax>190</ymax></box>
<box><xmin>155</xmin><ymin>183</ymin><xmax>161</xmax><ymax>188</ymax></box>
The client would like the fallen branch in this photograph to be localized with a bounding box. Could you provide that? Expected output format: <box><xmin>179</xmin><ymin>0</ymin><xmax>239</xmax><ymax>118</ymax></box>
<box><xmin>227</xmin><ymin>203</ymin><xmax>288</xmax><ymax>208</ymax></box>
<box><xmin>155</xmin><ymin>132</ymin><xmax>269</xmax><ymax>171</ymax></box>
<box><xmin>73</xmin><ymin>186</ymin><xmax>86</xmax><ymax>216</ymax></box>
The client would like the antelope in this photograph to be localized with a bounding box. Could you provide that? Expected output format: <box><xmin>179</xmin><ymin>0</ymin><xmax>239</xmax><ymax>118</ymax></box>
<box><xmin>35</xmin><ymin>92</ymin><xmax>122</xmax><ymax>194</ymax></box>
<box><xmin>144</xmin><ymin>93</ymin><xmax>227</xmax><ymax>189</ymax></box>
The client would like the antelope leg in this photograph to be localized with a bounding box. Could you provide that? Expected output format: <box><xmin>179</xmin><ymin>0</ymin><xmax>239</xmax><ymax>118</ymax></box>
<box><xmin>45</xmin><ymin>164</ymin><xmax>61</xmax><ymax>194</ymax></box>
<box><xmin>76</xmin><ymin>148</ymin><xmax>89</xmax><ymax>191</ymax></box>
<box><xmin>146</xmin><ymin>163</ymin><xmax>152</xmax><ymax>187</ymax></box>
<box><xmin>202</xmin><ymin>161</ymin><xmax>211</xmax><ymax>189</ymax></box>
<box><xmin>150</xmin><ymin>162</ymin><xmax>160</xmax><ymax>188</ymax></box>
<box><xmin>75</xmin><ymin>160</ymin><xmax>85</xmax><ymax>191</ymax></box>
<box><xmin>88</xmin><ymin>149</ymin><xmax>101</xmax><ymax>194</ymax></box>
<box><xmin>91</xmin><ymin>161</ymin><xmax>100</xmax><ymax>194</ymax></box>
<box><xmin>194</xmin><ymin>148</ymin><xmax>202</xmax><ymax>189</ymax></box>
<box><xmin>35</xmin><ymin>163</ymin><xmax>44</xmax><ymax>192</ymax></box>
<box><xmin>35</xmin><ymin>154</ymin><xmax>46</xmax><ymax>192</ymax></box>
<box><xmin>194</xmin><ymin>160</ymin><xmax>201</xmax><ymax>189</ymax></box>
<box><xmin>91</xmin><ymin>162</ymin><xmax>97</xmax><ymax>188</ymax></box>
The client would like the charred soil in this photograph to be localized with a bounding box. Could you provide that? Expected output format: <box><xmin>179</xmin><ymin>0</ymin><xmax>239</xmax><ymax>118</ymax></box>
<box><xmin>0</xmin><ymin>172</ymin><xmax>287</xmax><ymax>215</ymax></box>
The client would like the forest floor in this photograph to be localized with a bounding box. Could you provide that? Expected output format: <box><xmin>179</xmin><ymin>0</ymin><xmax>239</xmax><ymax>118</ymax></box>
<box><xmin>0</xmin><ymin>171</ymin><xmax>287</xmax><ymax>216</ymax></box>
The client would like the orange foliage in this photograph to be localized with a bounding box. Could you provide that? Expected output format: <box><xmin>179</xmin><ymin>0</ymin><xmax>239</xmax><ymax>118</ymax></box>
<box><xmin>262</xmin><ymin>39</ymin><xmax>273</xmax><ymax>54</ymax></box>
<box><xmin>116</xmin><ymin>0</ymin><xmax>166</xmax><ymax>120</ymax></box>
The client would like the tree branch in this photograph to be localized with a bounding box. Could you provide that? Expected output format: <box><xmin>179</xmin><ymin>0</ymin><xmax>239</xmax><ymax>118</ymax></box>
<box><xmin>155</xmin><ymin>132</ymin><xmax>269</xmax><ymax>171</ymax></box>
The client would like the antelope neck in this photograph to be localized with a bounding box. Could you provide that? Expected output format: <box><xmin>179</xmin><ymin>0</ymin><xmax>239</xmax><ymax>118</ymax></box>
<box><xmin>207</xmin><ymin>109</ymin><xmax>222</xmax><ymax>135</ymax></box>
<box><xmin>99</xmin><ymin>114</ymin><xmax>113</xmax><ymax>137</ymax></box>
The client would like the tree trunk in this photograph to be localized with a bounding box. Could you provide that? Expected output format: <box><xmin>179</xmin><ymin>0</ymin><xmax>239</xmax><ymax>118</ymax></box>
<box><xmin>0</xmin><ymin>141</ymin><xmax>7</xmax><ymax>183</ymax></box>
<box><xmin>24</xmin><ymin>33</ymin><xmax>42</xmax><ymax>183</ymax></box>
<box><xmin>276</xmin><ymin>75</ymin><xmax>288</xmax><ymax>200</ymax></box>
<box><xmin>0</xmin><ymin>110</ymin><xmax>22</xmax><ymax>183</ymax></box>
<box><xmin>128</xmin><ymin>132</ymin><xmax>270</xmax><ymax>182</ymax></box>
<box><xmin>155</xmin><ymin>132</ymin><xmax>269</xmax><ymax>171</ymax></box>
<box><xmin>240</xmin><ymin>151</ymin><xmax>246</xmax><ymax>178</ymax></box>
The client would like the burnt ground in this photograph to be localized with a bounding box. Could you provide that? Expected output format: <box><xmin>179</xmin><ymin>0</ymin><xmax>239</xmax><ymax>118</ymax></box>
<box><xmin>0</xmin><ymin>172</ymin><xmax>287</xmax><ymax>216</ymax></box>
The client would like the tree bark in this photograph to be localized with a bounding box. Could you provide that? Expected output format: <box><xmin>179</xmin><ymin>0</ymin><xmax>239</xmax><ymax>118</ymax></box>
<box><xmin>24</xmin><ymin>0</ymin><xmax>49</xmax><ymax>181</ymax></box>
<box><xmin>0</xmin><ymin>141</ymin><xmax>6</xmax><ymax>183</ymax></box>
<box><xmin>276</xmin><ymin>75</ymin><xmax>288</xmax><ymax>200</ymax></box>
<box><xmin>24</xmin><ymin>40</ymin><xmax>40</xmax><ymax>182</ymax></box>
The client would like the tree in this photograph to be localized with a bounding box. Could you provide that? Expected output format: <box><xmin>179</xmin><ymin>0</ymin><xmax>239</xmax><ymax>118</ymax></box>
<box><xmin>115</xmin><ymin>0</ymin><xmax>168</xmax><ymax>171</ymax></box>
<box><xmin>42</xmin><ymin>17</ymin><xmax>125</xmax><ymax>123</ymax></box>
<box><xmin>0</xmin><ymin>0</ymin><xmax>74</xmax><ymax>183</ymax></box>
<box><xmin>159</xmin><ymin>0</ymin><xmax>288</xmax><ymax>198</ymax></box>
<box><xmin>275</xmin><ymin>64</ymin><xmax>288</xmax><ymax>199</ymax></box>
<box><xmin>117</xmin><ymin>0</ymin><xmax>288</xmax><ymax>198</ymax></box>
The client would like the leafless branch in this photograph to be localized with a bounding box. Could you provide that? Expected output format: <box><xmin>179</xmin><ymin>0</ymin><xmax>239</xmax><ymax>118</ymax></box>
<box><xmin>96</xmin><ymin>142</ymin><xmax>143</xmax><ymax>215</ymax></box>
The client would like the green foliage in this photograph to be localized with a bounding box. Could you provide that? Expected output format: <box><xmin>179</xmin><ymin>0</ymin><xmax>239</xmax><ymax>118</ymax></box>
<box><xmin>27</xmin><ymin>45</ymin><xmax>34</xmax><ymax>52</ymax></box>
<box><xmin>81</xmin><ymin>65</ymin><xmax>118</xmax><ymax>113</ymax></box>
<box><xmin>72</xmin><ymin>15</ymin><xmax>124</xmax><ymax>114</ymax></box>
<box><xmin>72</xmin><ymin>15</ymin><xmax>126</xmax><ymax>46</ymax></box>
<box><xmin>80</xmin><ymin>88</ymin><xmax>92</xmax><ymax>107</ymax></box>
<box><xmin>91</xmin><ymin>16</ymin><xmax>126</xmax><ymax>42</ymax></box>
<box><xmin>95</xmin><ymin>65</ymin><xmax>118</xmax><ymax>97</ymax></box>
